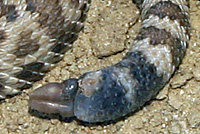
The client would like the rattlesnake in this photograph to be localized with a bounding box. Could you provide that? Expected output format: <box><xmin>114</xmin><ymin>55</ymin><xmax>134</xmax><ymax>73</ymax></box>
<box><xmin>0</xmin><ymin>0</ymin><xmax>190</xmax><ymax>123</ymax></box>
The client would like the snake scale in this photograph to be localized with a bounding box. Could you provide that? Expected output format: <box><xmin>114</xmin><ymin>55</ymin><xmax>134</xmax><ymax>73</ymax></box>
<box><xmin>0</xmin><ymin>0</ymin><xmax>190</xmax><ymax>123</ymax></box>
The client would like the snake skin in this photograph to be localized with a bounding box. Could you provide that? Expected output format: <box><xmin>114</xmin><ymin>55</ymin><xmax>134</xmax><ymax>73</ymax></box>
<box><xmin>70</xmin><ymin>0</ymin><xmax>190</xmax><ymax>122</ymax></box>
<box><xmin>1</xmin><ymin>0</ymin><xmax>190</xmax><ymax>123</ymax></box>
<box><xmin>0</xmin><ymin>0</ymin><xmax>90</xmax><ymax>99</ymax></box>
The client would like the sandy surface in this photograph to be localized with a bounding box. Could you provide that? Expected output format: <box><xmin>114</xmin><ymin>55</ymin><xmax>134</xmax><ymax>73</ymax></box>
<box><xmin>0</xmin><ymin>0</ymin><xmax>200</xmax><ymax>133</ymax></box>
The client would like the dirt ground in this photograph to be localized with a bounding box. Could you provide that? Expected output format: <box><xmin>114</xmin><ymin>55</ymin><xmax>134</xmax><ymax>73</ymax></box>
<box><xmin>0</xmin><ymin>0</ymin><xmax>200</xmax><ymax>133</ymax></box>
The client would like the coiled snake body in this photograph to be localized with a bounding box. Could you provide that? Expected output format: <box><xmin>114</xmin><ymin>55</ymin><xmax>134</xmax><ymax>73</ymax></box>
<box><xmin>0</xmin><ymin>0</ymin><xmax>190</xmax><ymax>123</ymax></box>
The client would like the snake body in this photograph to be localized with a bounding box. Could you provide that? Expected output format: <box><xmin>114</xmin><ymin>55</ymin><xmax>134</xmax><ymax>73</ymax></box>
<box><xmin>1</xmin><ymin>0</ymin><xmax>190</xmax><ymax>123</ymax></box>
<box><xmin>0</xmin><ymin>0</ymin><xmax>90</xmax><ymax>99</ymax></box>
